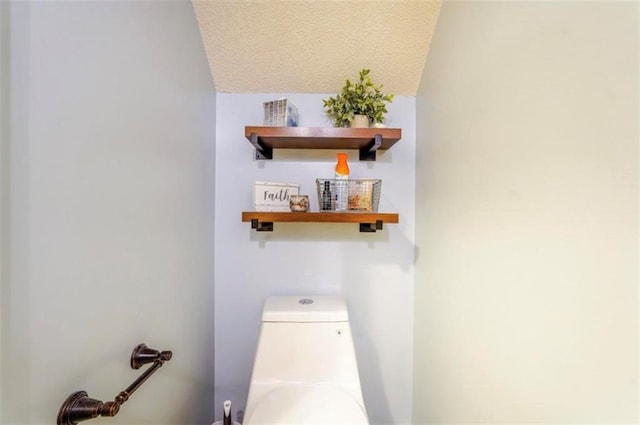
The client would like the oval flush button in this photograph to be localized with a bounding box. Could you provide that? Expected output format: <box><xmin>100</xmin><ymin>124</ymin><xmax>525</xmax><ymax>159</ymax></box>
<box><xmin>299</xmin><ymin>298</ymin><xmax>314</xmax><ymax>305</ymax></box>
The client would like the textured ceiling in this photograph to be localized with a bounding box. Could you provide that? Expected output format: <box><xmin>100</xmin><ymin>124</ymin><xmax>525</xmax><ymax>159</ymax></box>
<box><xmin>192</xmin><ymin>0</ymin><xmax>442</xmax><ymax>96</ymax></box>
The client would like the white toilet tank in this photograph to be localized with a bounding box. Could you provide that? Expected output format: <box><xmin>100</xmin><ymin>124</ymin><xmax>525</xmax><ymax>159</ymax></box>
<box><xmin>243</xmin><ymin>296</ymin><xmax>368</xmax><ymax>425</ymax></box>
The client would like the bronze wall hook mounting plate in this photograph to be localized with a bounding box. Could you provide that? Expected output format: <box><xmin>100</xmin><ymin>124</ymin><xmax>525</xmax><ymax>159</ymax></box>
<box><xmin>57</xmin><ymin>391</ymin><xmax>119</xmax><ymax>425</ymax></box>
<box><xmin>131</xmin><ymin>343</ymin><xmax>173</xmax><ymax>369</ymax></box>
<box><xmin>57</xmin><ymin>391</ymin><xmax>90</xmax><ymax>425</ymax></box>
<box><xmin>131</xmin><ymin>343</ymin><xmax>158</xmax><ymax>369</ymax></box>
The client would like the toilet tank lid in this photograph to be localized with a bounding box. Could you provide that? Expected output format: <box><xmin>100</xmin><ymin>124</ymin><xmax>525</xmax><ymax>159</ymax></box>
<box><xmin>262</xmin><ymin>296</ymin><xmax>349</xmax><ymax>322</ymax></box>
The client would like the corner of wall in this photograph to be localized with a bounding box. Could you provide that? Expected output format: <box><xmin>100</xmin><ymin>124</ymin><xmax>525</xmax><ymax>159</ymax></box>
<box><xmin>0</xmin><ymin>0</ymin><xmax>10</xmax><ymax>418</ymax></box>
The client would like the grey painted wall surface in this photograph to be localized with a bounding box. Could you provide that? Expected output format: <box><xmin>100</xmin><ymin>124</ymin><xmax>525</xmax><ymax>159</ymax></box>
<box><xmin>415</xmin><ymin>2</ymin><xmax>638</xmax><ymax>424</ymax></box>
<box><xmin>1</xmin><ymin>2</ymin><xmax>216</xmax><ymax>424</ymax></box>
<box><xmin>0</xmin><ymin>1</ymin><xmax>8</xmax><ymax>416</ymax></box>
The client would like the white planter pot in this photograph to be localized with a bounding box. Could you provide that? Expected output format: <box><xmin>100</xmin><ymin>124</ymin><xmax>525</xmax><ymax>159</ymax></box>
<box><xmin>351</xmin><ymin>115</ymin><xmax>370</xmax><ymax>128</ymax></box>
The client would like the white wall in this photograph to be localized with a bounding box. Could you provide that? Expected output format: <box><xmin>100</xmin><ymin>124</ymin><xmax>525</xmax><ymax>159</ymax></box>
<box><xmin>415</xmin><ymin>1</ymin><xmax>638</xmax><ymax>424</ymax></box>
<box><xmin>214</xmin><ymin>94</ymin><xmax>416</xmax><ymax>424</ymax></box>
<box><xmin>1</xmin><ymin>2</ymin><xmax>216</xmax><ymax>424</ymax></box>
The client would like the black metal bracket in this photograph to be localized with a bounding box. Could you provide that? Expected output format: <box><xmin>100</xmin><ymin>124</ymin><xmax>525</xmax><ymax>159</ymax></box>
<box><xmin>249</xmin><ymin>132</ymin><xmax>273</xmax><ymax>160</ymax></box>
<box><xmin>249</xmin><ymin>219</ymin><xmax>384</xmax><ymax>233</ymax></box>
<box><xmin>359</xmin><ymin>220</ymin><xmax>384</xmax><ymax>232</ymax></box>
<box><xmin>359</xmin><ymin>134</ymin><xmax>383</xmax><ymax>161</ymax></box>
<box><xmin>57</xmin><ymin>344</ymin><xmax>172</xmax><ymax>425</ymax></box>
<box><xmin>251</xmin><ymin>219</ymin><xmax>273</xmax><ymax>232</ymax></box>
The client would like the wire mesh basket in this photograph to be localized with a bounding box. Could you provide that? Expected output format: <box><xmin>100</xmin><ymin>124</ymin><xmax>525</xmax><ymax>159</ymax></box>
<box><xmin>316</xmin><ymin>179</ymin><xmax>381</xmax><ymax>212</ymax></box>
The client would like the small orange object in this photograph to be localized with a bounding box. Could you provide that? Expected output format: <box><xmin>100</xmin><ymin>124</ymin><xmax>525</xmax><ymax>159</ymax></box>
<box><xmin>335</xmin><ymin>153</ymin><xmax>350</xmax><ymax>177</ymax></box>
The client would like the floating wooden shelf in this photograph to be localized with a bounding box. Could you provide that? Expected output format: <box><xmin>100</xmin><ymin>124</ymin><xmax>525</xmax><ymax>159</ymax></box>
<box><xmin>242</xmin><ymin>211</ymin><xmax>399</xmax><ymax>233</ymax></box>
<box><xmin>244</xmin><ymin>126</ymin><xmax>401</xmax><ymax>161</ymax></box>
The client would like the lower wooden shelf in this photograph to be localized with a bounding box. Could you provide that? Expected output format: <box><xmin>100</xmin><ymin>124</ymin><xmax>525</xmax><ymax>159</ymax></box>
<box><xmin>241</xmin><ymin>211</ymin><xmax>399</xmax><ymax>233</ymax></box>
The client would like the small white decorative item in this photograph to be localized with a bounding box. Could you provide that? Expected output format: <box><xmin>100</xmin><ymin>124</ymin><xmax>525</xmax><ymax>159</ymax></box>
<box><xmin>254</xmin><ymin>181</ymin><xmax>300</xmax><ymax>212</ymax></box>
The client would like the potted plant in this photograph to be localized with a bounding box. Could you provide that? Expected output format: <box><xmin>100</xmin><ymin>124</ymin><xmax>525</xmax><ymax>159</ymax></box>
<box><xmin>323</xmin><ymin>69</ymin><xmax>394</xmax><ymax>128</ymax></box>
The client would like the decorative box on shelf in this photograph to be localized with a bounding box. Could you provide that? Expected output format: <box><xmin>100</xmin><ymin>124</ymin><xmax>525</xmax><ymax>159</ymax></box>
<box><xmin>263</xmin><ymin>98</ymin><xmax>298</xmax><ymax>127</ymax></box>
<box><xmin>254</xmin><ymin>181</ymin><xmax>299</xmax><ymax>212</ymax></box>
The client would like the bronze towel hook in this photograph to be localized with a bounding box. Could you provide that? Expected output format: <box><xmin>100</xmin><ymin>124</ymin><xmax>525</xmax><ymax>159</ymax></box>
<box><xmin>57</xmin><ymin>343</ymin><xmax>172</xmax><ymax>425</ymax></box>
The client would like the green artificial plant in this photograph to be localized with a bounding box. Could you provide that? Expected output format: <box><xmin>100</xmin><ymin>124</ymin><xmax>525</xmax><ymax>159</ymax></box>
<box><xmin>323</xmin><ymin>69</ymin><xmax>394</xmax><ymax>127</ymax></box>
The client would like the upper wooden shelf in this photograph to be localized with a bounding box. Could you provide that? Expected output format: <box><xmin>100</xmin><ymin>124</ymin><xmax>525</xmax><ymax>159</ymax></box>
<box><xmin>244</xmin><ymin>126</ymin><xmax>402</xmax><ymax>161</ymax></box>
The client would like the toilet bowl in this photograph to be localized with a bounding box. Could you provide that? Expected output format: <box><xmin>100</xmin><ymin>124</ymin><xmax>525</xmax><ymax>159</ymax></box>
<box><xmin>243</xmin><ymin>296</ymin><xmax>369</xmax><ymax>425</ymax></box>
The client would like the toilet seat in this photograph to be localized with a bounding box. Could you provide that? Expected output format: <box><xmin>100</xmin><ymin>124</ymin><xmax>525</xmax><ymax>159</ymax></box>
<box><xmin>244</xmin><ymin>385</ymin><xmax>368</xmax><ymax>425</ymax></box>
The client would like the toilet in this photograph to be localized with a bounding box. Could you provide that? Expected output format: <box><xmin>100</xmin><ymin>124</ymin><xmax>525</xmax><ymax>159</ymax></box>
<box><xmin>243</xmin><ymin>296</ymin><xmax>369</xmax><ymax>425</ymax></box>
